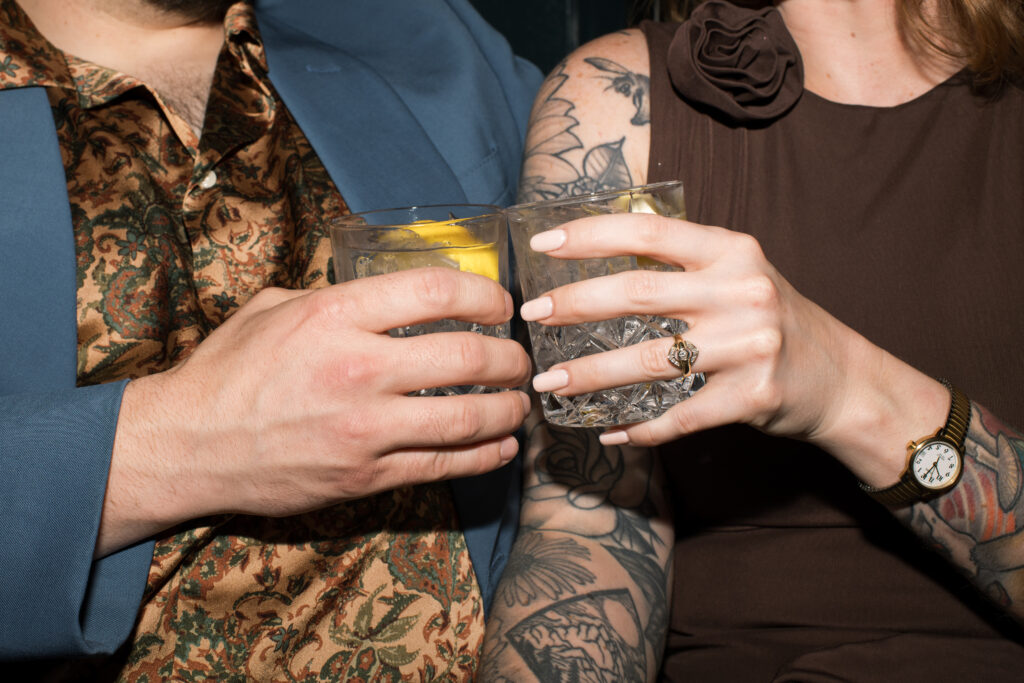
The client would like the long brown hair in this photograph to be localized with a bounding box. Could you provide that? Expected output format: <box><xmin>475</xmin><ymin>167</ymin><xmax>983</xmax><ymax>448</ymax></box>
<box><xmin>901</xmin><ymin>0</ymin><xmax>1024</xmax><ymax>90</ymax></box>
<box><xmin>641</xmin><ymin>0</ymin><xmax>1024</xmax><ymax>90</ymax></box>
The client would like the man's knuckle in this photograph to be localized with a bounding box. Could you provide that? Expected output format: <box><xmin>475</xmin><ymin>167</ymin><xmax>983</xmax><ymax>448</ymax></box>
<box><xmin>449</xmin><ymin>403</ymin><xmax>485</xmax><ymax>443</ymax></box>
<box><xmin>333</xmin><ymin>410</ymin><xmax>376</xmax><ymax>446</ymax></box>
<box><xmin>344</xmin><ymin>461</ymin><xmax>383</xmax><ymax>497</ymax></box>
<box><xmin>426</xmin><ymin>450</ymin><xmax>455</xmax><ymax>481</ymax></box>
<box><xmin>416</xmin><ymin>405</ymin><xmax>447</xmax><ymax>443</ymax></box>
<box><xmin>305</xmin><ymin>288</ymin><xmax>349</xmax><ymax>329</ymax></box>
<box><xmin>251</xmin><ymin>286</ymin><xmax>288</xmax><ymax>306</ymax></box>
<box><xmin>450</xmin><ymin>333</ymin><xmax>488</xmax><ymax>375</ymax></box>
<box><xmin>415</xmin><ymin>268</ymin><xmax>461</xmax><ymax>310</ymax></box>
<box><xmin>416</xmin><ymin>402</ymin><xmax>480</xmax><ymax>445</ymax></box>
<box><xmin>326</xmin><ymin>353</ymin><xmax>378</xmax><ymax>387</ymax></box>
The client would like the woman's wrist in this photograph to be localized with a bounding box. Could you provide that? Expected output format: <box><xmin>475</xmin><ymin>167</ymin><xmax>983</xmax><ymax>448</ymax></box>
<box><xmin>811</xmin><ymin>340</ymin><xmax>951</xmax><ymax>487</ymax></box>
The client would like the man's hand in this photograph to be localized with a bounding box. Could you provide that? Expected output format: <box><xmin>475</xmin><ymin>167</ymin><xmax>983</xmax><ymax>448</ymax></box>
<box><xmin>97</xmin><ymin>268</ymin><xmax>532</xmax><ymax>556</ymax></box>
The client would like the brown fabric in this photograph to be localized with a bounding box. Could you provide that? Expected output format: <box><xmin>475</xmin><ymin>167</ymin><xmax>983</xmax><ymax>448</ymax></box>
<box><xmin>643</xmin><ymin>15</ymin><xmax>1024</xmax><ymax>682</ymax></box>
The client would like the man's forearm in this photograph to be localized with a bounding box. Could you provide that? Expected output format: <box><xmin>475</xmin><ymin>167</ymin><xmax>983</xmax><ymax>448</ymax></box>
<box><xmin>898</xmin><ymin>402</ymin><xmax>1024</xmax><ymax>621</ymax></box>
<box><xmin>481</xmin><ymin>420</ymin><xmax>674</xmax><ymax>682</ymax></box>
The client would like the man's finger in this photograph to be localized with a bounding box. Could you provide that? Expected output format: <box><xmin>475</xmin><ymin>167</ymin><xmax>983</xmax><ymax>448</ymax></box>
<box><xmin>327</xmin><ymin>268</ymin><xmax>513</xmax><ymax>333</ymax></box>
<box><xmin>382</xmin><ymin>390</ymin><xmax>532</xmax><ymax>452</ymax></box>
<box><xmin>385</xmin><ymin>334</ymin><xmax>532</xmax><ymax>394</ymax></box>
<box><xmin>375</xmin><ymin>435</ymin><xmax>521</xmax><ymax>491</ymax></box>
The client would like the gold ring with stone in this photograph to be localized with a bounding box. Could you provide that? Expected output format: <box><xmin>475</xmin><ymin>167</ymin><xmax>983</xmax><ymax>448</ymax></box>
<box><xmin>667</xmin><ymin>333</ymin><xmax>699</xmax><ymax>377</ymax></box>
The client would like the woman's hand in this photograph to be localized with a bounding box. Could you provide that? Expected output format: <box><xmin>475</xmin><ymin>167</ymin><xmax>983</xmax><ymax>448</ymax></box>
<box><xmin>519</xmin><ymin>213</ymin><xmax>947</xmax><ymax>478</ymax></box>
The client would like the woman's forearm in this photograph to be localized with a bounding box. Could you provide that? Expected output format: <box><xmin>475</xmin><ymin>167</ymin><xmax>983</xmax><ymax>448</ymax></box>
<box><xmin>897</xmin><ymin>402</ymin><xmax>1024</xmax><ymax>621</ymax></box>
<box><xmin>481</xmin><ymin>419</ymin><xmax>674</xmax><ymax>682</ymax></box>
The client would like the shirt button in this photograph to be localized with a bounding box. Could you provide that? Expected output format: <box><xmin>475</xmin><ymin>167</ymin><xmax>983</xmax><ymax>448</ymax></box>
<box><xmin>199</xmin><ymin>170</ymin><xmax>217</xmax><ymax>190</ymax></box>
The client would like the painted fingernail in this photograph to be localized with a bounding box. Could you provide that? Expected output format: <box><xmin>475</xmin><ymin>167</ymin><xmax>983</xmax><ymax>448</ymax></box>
<box><xmin>520</xmin><ymin>296</ymin><xmax>553</xmax><ymax>321</ymax></box>
<box><xmin>533</xmin><ymin>369</ymin><xmax>569</xmax><ymax>393</ymax></box>
<box><xmin>599</xmin><ymin>430</ymin><xmax>630</xmax><ymax>446</ymax></box>
<box><xmin>530</xmin><ymin>229</ymin><xmax>566</xmax><ymax>252</ymax></box>
<box><xmin>499</xmin><ymin>435</ymin><xmax>520</xmax><ymax>461</ymax></box>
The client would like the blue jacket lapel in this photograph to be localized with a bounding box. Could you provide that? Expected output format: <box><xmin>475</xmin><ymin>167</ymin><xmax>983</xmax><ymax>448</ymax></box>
<box><xmin>257</xmin><ymin>10</ymin><xmax>469</xmax><ymax>213</ymax></box>
<box><xmin>0</xmin><ymin>87</ymin><xmax>76</xmax><ymax>393</ymax></box>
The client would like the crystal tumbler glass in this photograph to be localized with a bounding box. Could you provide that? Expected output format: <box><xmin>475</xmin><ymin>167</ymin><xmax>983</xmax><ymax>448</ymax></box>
<box><xmin>331</xmin><ymin>204</ymin><xmax>510</xmax><ymax>396</ymax></box>
<box><xmin>507</xmin><ymin>181</ymin><xmax>704</xmax><ymax>427</ymax></box>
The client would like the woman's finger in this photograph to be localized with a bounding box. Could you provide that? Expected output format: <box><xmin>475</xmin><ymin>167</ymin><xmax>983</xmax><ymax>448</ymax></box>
<box><xmin>601</xmin><ymin>379</ymin><xmax>753</xmax><ymax>447</ymax></box>
<box><xmin>530</xmin><ymin>213</ymin><xmax>733</xmax><ymax>269</ymax></box>
<box><xmin>534</xmin><ymin>315</ymin><xmax>780</xmax><ymax>396</ymax></box>
<box><xmin>532</xmin><ymin>333</ymin><xmax>704</xmax><ymax>395</ymax></box>
<box><xmin>520</xmin><ymin>269</ymin><xmax>702</xmax><ymax>325</ymax></box>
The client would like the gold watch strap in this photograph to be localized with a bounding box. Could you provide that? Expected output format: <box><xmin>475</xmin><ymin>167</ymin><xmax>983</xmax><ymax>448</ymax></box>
<box><xmin>936</xmin><ymin>377</ymin><xmax>970</xmax><ymax>450</ymax></box>
<box><xmin>860</xmin><ymin>378</ymin><xmax>971</xmax><ymax>507</ymax></box>
<box><xmin>866</xmin><ymin>475</ymin><xmax>928</xmax><ymax>507</ymax></box>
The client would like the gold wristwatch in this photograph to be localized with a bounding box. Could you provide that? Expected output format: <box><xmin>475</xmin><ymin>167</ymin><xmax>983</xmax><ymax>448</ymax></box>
<box><xmin>860</xmin><ymin>378</ymin><xmax>971</xmax><ymax>507</ymax></box>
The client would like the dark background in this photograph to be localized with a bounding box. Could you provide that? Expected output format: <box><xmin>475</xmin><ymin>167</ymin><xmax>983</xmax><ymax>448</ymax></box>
<box><xmin>468</xmin><ymin>0</ymin><xmax>663</xmax><ymax>74</ymax></box>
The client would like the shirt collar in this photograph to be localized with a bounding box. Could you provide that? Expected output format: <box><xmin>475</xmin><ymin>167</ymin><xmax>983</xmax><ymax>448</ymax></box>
<box><xmin>0</xmin><ymin>0</ymin><xmax>75</xmax><ymax>91</ymax></box>
<box><xmin>225</xmin><ymin>1</ymin><xmax>266</xmax><ymax>72</ymax></box>
<box><xmin>0</xmin><ymin>1</ymin><xmax>266</xmax><ymax>108</ymax></box>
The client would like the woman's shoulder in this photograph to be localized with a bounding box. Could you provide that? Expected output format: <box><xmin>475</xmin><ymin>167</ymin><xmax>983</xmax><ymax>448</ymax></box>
<box><xmin>518</xmin><ymin>29</ymin><xmax>654</xmax><ymax>202</ymax></box>
<box><xmin>565</xmin><ymin>28</ymin><xmax>651</xmax><ymax>79</ymax></box>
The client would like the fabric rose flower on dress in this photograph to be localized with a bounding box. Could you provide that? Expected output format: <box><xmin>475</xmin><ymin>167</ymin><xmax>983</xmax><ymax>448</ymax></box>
<box><xmin>667</xmin><ymin>0</ymin><xmax>804</xmax><ymax>125</ymax></box>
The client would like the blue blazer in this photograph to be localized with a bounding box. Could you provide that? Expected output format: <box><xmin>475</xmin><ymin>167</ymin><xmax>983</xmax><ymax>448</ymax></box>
<box><xmin>0</xmin><ymin>0</ymin><xmax>540</xmax><ymax>659</ymax></box>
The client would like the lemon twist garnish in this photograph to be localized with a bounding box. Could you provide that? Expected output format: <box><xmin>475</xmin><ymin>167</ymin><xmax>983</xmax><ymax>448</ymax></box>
<box><xmin>400</xmin><ymin>218</ymin><xmax>500</xmax><ymax>282</ymax></box>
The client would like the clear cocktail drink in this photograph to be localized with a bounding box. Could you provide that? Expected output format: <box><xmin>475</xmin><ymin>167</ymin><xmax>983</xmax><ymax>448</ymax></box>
<box><xmin>331</xmin><ymin>205</ymin><xmax>510</xmax><ymax>396</ymax></box>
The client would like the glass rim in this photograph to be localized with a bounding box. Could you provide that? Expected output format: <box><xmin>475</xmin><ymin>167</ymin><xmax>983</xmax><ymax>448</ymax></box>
<box><xmin>333</xmin><ymin>203</ymin><xmax>504</xmax><ymax>230</ymax></box>
<box><xmin>506</xmin><ymin>180</ymin><xmax>684</xmax><ymax>215</ymax></box>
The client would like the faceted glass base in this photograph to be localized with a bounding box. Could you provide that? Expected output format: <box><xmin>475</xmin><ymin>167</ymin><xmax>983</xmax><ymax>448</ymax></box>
<box><xmin>529</xmin><ymin>315</ymin><xmax>704</xmax><ymax>427</ymax></box>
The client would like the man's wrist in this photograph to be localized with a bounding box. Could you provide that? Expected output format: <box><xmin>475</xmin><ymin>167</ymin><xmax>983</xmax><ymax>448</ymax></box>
<box><xmin>97</xmin><ymin>373</ymin><xmax>199</xmax><ymax>557</ymax></box>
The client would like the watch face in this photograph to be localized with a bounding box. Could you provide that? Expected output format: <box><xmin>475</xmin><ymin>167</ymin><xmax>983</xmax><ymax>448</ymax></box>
<box><xmin>911</xmin><ymin>440</ymin><xmax>962</xmax><ymax>490</ymax></box>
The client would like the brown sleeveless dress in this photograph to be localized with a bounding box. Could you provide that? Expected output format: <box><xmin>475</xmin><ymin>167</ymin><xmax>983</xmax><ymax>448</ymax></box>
<box><xmin>643</xmin><ymin>16</ymin><xmax>1024</xmax><ymax>682</ymax></box>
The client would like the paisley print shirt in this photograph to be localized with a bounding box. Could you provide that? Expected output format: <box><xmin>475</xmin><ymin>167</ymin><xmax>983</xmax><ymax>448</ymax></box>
<box><xmin>0</xmin><ymin>1</ymin><xmax>484</xmax><ymax>679</ymax></box>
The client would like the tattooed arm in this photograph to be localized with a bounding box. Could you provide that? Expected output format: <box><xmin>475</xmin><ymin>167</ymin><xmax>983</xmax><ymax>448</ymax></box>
<box><xmin>480</xmin><ymin>417</ymin><xmax>674</xmax><ymax>682</ymax></box>
<box><xmin>481</xmin><ymin>31</ymin><xmax>673</xmax><ymax>681</ymax></box>
<box><xmin>899</xmin><ymin>404</ymin><xmax>1024</xmax><ymax>621</ymax></box>
<box><xmin>516</xmin><ymin>30</ymin><xmax>652</xmax><ymax>203</ymax></box>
